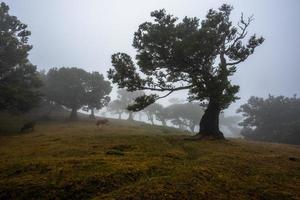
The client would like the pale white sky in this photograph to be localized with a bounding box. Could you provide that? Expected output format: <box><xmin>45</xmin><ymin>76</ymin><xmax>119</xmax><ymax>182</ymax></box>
<box><xmin>3</xmin><ymin>0</ymin><xmax>300</xmax><ymax>114</ymax></box>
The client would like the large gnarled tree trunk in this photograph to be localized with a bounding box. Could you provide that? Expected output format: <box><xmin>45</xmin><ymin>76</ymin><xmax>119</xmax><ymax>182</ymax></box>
<box><xmin>196</xmin><ymin>99</ymin><xmax>225</xmax><ymax>139</ymax></box>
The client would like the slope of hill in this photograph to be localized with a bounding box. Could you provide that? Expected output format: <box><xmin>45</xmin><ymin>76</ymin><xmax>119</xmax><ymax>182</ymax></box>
<box><xmin>0</xmin><ymin>120</ymin><xmax>299</xmax><ymax>200</ymax></box>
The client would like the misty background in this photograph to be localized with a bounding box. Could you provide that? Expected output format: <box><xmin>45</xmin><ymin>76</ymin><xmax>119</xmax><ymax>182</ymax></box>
<box><xmin>4</xmin><ymin>0</ymin><xmax>300</xmax><ymax>114</ymax></box>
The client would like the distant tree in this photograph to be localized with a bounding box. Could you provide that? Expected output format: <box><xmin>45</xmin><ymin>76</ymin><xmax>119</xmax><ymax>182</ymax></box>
<box><xmin>36</xmin><ymin>70</ymin><xmax>60</xmax><ymax>118</ymax></box>
<box><xmin>0</xmin><ymin>2</ymin><xmax>42</xmax><ymax>113</ymax></box>
<box><xmin>45</xmin><ymin>67</ymin><xmax>89</xmax><ymax>120</ymax></box>
<box><xmin>116</xmin><ymin>89</ymin><xmax>145</xmax><ymax>121</ymax></box>
<box><xmin>166</xmin><ymin>103</ymin><xmax>204</xmax><ymax>132</ymax></box>
<box><xmin>168</xmin><ymin>98</ymin><xmax>185</xmax><ymax>104</ymax></box>
<box><xmin>219</xmin><ymin>114</ymin><xmax>242</xmax><ymax>136</ymax></box>
<box><xmin>107</xmin><ymin>99</ymin><xmax>124</xmax><ymax>119</ymax></box>
<box><xmin>45</xmin><ymin>68</ymin><xmax>111</xmax><ymax>120</ymax></box>
<box><xmin>108</xmin><ymin>4</ymin><xmax>264</xmax><ymax>139</ymax></box>
<box><xmin>184</xmin><ymin>103</ymin><xmax>204</xmax><ymax>132</ymax></box>
<box><xmin>238</xmin><ymin>95</ymin><xmax>300</xmax><ymax>145</ymax></box>
<box><xmin>165</xmin><ymin>104</ymin><xmax>186</xmax><ymax>130</ymax></box>
<box><xmin>137</xmin><ymin>111</ymin><xmax>144</xmax><ymax>121</ymax></box>
<box><xmin>85</xmin><ymin>72</ymin><xmax>112</xmax><ymax>119</ymax></box>
<box><xmin>143</xmin><ymin>103</ymin><xmax>164</xmax><ymax>125</ymax></box>
<box><xmin>154</xmin><ymin>104</ymin><xmax>168</xmax><ymax>126</ymax></box>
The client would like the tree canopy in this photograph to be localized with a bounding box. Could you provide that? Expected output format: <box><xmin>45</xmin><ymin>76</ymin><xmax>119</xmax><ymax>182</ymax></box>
<box><xmin>165</xmin><ymin>103</ymin><xmax>203</xmax><ymax>132</ymax></box>
<box><xmin>0</xmin><ymin>2</ymin><xmax>42</xmax><ymax>113</ymax></box>
<box><xmin>238</xmin><ymin>95</ymin><xmax>300</xmax><ymax>145</ymax></box>
<box><xmin>45</xmin><ymin>67</ymin><xmax>111</xmax><ymax>120</ymax></box>
<box><xmin>108</xmin><ymin>4</ymin><xmax>264</xmax><ymax>139</ymax></box>
<box><xmin>116</xmin><ymin>89</ymin><xmax>145</xmax><ymax>120</ymax></box>
<box><xmin>107</xmin><ymin>99</ymin><xmax>124</xmax><ymax>119</ymax></box>
<box><xmin>143</xmin><ymin>103</ymin><xmax>164</xmax><ymax>125</ymax></box>
<box><xmin>85</xmin><ymin>72</ymin><xmax>112</xmax><ymax>119</ymax></box>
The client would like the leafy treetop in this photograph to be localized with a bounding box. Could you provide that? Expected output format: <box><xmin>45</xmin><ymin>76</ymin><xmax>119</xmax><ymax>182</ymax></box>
<box><xmin>108</xmin><ymin>4</ymin><xmax>264</xmax><ymax>111</ymax></box>
<box><xmin>0</xmin><ymin>2</ymin><xmax>42</xmax><ymax>113</ymax></box>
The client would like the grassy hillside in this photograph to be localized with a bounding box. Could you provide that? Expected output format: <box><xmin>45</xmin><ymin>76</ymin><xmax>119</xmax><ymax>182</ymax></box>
<box><xmin>0</xmin><ymin>119</ymin><xmax>299</xmax><ymax>200</ymax></box>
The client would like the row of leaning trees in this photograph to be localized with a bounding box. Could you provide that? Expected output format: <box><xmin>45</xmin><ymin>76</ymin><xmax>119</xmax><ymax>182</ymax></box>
<box><xmin>0</xmin><ymin>3</ymin><xmax>264</xmax><ymax>140</ymax></box>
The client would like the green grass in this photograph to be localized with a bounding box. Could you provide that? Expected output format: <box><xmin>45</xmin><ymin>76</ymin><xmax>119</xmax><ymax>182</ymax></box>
<box><xmin>0</xmin><ymin>119</ymin><xmax>299</xmax><ymax>199</ymax></box>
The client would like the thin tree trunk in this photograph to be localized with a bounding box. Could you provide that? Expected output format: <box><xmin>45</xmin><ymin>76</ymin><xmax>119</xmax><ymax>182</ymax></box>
<box><xmin>128</xmin><ymin>112</ymin><xmax>133</xmax><ymax>121</ymax></box>
<box><xmin>89</xmin><ymin>108</ymin><xmax>95</xmax><ymax>119</ymax></box>
<box><xmin>162</xmin><ymin>119</ymin><xmax>167</xmax><ymax>127</ymax></box>
<box><xmin>179</xmin><ymin>124</ymin><xmax>183</xmax><ymax>129</ymax></box>
<box><xmin>147</xmin><ymin>113</ymin><xmax>154</xmax><ymax>125</ymax></box>
<box><xmin>69</xmin><ymin>108</ymin><xmax>78</xmax><ymax>121</ymax></box>
<box><xmin>150</xmin><ymin>116</ymin><xmax>154</xmax><ymax>125</ymax></box>
<box><xmin>195</xmin><ymin>99</ymin><xmax>225</xmax><ymax>139</ymax></box>
<box><xmin>118</xmin><ymin>113</ymin><xmax>122</xmax><ymax>119</ymax></box>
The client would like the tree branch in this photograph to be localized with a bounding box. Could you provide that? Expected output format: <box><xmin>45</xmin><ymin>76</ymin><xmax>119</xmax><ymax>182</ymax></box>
<box><xmin>226</xmin><ymin>59</ymin><xmax>245</xmax><ymax>66</ymax></box>
<box><xmin>226</xmin><ymin>13</ymin><xmax>253</xmax><ymax>52</ymax></box>
<box><xmin>141</xmin><ymin>84</ymin><xmax>194</xmax><ymax>92</ymax></box>
<box><xmin>155</xmin><ymin>90</ymin><xmax>175</xmax><ymax>100</ymax></box>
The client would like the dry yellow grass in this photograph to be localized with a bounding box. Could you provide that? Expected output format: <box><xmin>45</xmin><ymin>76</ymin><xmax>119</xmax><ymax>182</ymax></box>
<box><xmin>0</xmin><ymin>119</ymin><xmax>299</xmax><ymax>199</ymax></box>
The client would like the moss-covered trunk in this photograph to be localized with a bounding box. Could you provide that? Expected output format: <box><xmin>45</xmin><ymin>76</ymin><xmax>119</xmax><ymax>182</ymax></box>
<box><xmin>196</xmin><ymin>99</ymin><xmax>224</xmax><ymax>139</ymax></box>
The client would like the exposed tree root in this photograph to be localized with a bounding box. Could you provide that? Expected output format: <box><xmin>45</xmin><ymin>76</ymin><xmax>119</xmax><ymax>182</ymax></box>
<box><xmin>184</xmin><ymin>131</ymin><xmax>226</xmax><ymax>141</ymax></box>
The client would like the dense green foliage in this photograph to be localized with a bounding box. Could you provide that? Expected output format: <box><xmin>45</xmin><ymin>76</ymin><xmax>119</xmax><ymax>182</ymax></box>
<box><xmin>108</xmin><ymin>4</ymin><xmax>264</xmax><ymax>138</ymax></box>
<box><xmin>0</xmin><ymin>2</ymin><xmax>42</xmax><ymax>113</ymax></box>
<box><xmin>84</xmin><ymin>72</ymin><xmax>112</xmax><ymax>119</ymax></box>
<box><xmin>45</xmin><ymin>67</ymin><xmax>111</xmax><ymax>120</ymax></box>
<box><xmin>238</xmin><ymin>95</ymin><xmax>300</xmax><ymax>144</ymax></box>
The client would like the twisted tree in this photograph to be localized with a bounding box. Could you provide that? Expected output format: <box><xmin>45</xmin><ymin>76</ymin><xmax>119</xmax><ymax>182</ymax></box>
<box><xmin>108</xmin><ymin>4</ymin><xmax>264</xmax><ymax>139</ymax></box>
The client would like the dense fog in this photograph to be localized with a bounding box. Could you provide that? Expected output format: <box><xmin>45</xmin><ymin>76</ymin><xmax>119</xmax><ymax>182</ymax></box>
<box><xmin>4</xmin><ymin>0</ymin><xmax>300</xmax><ymax>115</ymax></box>
<box><xmin>1</xmin><ymin>0</ymin><xmax>299</xmax><ymax>141</ymax></box>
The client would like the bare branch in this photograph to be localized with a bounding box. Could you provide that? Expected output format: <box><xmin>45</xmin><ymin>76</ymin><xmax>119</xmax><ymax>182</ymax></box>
<box><xmin>225</xmin><ymin>13</ymin><xmax>253</xmax><ymax>52</ymax></box>
<box><xmin>226</xmin><ymin>59</ymin><xmax>245</xmax><ymax>66</ymax></box>
<box><xmin>155</xmin><ymin>90</ymin><xmax>175</xmax><ymax>100</ymax></box>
